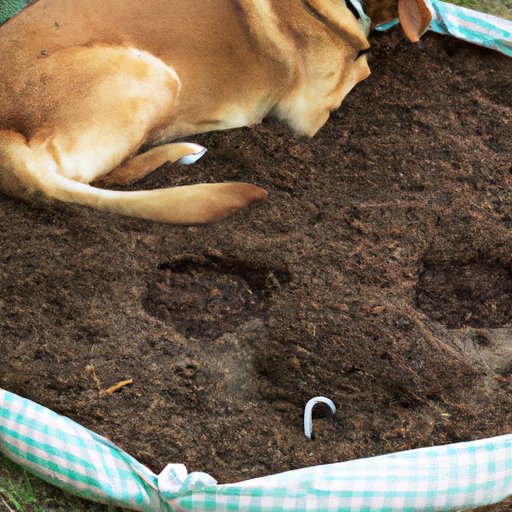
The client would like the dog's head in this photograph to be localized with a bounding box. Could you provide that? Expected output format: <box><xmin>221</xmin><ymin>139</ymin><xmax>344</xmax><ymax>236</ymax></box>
<box><xmin>271</xmin><ymin>0</ymin><xmax>371</xmax><ymax>137</ymax></box>
<box><xmin>271</xmin><ymin>0</ymin><xmax>431</xmax><ymax>137</ymax></box>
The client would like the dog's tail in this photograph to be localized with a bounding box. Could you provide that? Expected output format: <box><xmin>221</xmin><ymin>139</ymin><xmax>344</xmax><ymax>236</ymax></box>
<box><xmin>0</xmin><ymin>132</ymin><xmax>267</xmax><ymax>224</ymax></box>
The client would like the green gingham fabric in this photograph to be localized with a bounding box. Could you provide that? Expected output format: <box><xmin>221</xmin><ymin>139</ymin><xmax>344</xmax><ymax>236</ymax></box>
<box><xmin>0</xmin><ymin>0</ymin><xmax>31</xmax><ymax>25</ymax></box>
<box><xmin>376</xmin><ymin>0</ymin><xmax>512</xmax><ymax>56</ymax></box>
<box><xmin>0</xmin><ymin>389</ymin><xmax>173</xmax><ymax>510</ymax></box>
<box><xmin>427</xmin><ymin>0</ymin><xmax>512</xmax><ymax>56</ymax></box>
<box><xmin>2</xmin><ymin>389</ymin><xmax>512</xmax><ymax>511</ymax></box>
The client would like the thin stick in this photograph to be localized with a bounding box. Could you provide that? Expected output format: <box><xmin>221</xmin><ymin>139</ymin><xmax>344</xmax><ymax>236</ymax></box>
<box><xmin>106</xmin><ymin>379</ymin><xmax>134</xmax><ymax>395</ymax></box>
<box><xmin>0</xmin><ymin>494</ymin><xmax>16</xmax><ymax>512</ymax></box>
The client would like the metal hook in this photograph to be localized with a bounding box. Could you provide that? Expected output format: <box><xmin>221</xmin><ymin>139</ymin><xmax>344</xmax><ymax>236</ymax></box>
<box><xmin>304</xmin><ymin>397</ymin><xmax>336</xmax><ymax>440</ymax></box>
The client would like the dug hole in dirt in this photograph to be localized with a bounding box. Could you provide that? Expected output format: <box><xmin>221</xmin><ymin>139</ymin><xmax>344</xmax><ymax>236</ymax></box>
<box><xmin>1</xmin><ymin>30</ymin><xmax>511</xmax><ymax>510</ymax></box>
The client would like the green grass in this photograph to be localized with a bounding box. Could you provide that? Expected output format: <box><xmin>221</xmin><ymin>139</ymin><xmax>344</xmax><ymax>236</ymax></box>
<box><xmin>0</xmin><ymin>453</ymin><xmax>114</xmax><ymax>512</ymax></box>
<box><xmin>448</xmin><ymin>0</ymin><xmax>512</xmax><ymax>19</ymax></box>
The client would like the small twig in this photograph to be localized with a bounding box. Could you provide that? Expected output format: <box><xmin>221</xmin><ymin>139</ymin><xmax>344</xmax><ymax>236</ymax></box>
<box><xmin>85</xmin><ymin>363</ymin><xmax>104</xmax><ymax>396</ymax></box>
<box><xmin>106</xmin><ymin>379</ymin><xmax>134</xmax><ymax>395</ymax></box>
<box><xmin>0</xmin><ymin>493</ymin><xmax>16</xmax><ymax>512</ymax></box>
<box><xmin>86</xmin><ymin>364</ymin><xmax>133</xmax><ymax>396</ymax></box>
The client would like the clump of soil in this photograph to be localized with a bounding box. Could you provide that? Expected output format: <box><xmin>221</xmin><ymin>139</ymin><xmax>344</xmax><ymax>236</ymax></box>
<box><xmin>1</xmin><ymin>30</ymin><xmax>511</xmax><ymax>510</ymax></box>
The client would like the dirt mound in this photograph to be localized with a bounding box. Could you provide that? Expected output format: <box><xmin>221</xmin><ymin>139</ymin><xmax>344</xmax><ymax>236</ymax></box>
<box><xmin>1</xmin><ymin>29</ymin><xmax>511</xmax><ymax>508</ymax></box>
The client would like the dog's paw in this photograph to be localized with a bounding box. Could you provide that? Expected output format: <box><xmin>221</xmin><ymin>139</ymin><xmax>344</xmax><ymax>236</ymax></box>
<box><xmin>92</xmin><ymin>142</ymin><xmax>208</xmax><ymax>187</ymax></box>
<box><xmin>178</xmin><ymin>144</ymin><xmax>207</xmax><ymax>165</ymax></box>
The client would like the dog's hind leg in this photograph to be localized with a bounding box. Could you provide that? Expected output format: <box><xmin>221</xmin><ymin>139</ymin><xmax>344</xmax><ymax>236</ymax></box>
<box><xmin>93</xmin><ymin>142</ymin><xmax>207</xmax><ymax>187</ymax></box>
<box><xmin>0</xmin><ymin>45</ymin><xmax>266</xmax><ymax>223</ymax></box>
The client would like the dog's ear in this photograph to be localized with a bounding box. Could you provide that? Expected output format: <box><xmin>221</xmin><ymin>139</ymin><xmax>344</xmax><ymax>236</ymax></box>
<box><xmin>398</xmin><ymin>0</ymin><xmax>432</xmax><ymax>42</ymax></box>
<box><xmin>363</xmin><ymin>0</ymin><xmax>431</xmax><ymax>41</ymax></box>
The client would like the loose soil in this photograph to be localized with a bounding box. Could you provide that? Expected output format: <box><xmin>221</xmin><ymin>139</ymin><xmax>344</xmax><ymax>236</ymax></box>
<box><xmin>1</xmin><ymin>30</ymin><xmax>512</xmax><ymax>510</ymax></box>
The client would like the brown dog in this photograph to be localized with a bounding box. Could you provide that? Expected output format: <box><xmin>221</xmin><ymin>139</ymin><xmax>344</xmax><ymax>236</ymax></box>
<box><xmin>0</xmin><ymin>0</ymin><xmax>430</xmax><ymax>224</ymax></box>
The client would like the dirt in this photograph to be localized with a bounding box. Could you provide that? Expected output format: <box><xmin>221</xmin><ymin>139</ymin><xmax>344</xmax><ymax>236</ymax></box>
<box><xmin>1</xmin><ymin>29</ymin><xmax>512</xmax><ymax>509</ymax></box>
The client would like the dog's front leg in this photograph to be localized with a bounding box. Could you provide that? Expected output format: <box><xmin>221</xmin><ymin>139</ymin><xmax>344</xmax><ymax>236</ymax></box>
<box><xmin>93</xmin><ymin>142</ymin><xmax>207</xmax><ymax>187</ymax></box>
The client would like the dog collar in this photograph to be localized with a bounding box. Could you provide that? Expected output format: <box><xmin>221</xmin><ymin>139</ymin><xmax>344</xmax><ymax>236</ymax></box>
<box><xmin>344</xmin><ymin>0</ymin><xmax>372</xmax><ymax>35</ymax></box>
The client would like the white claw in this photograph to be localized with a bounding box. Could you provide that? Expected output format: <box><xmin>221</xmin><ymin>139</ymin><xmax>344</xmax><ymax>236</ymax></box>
<box><xmin>304</xmin><ymin>397</ymin><xmax>336</xmax><ymax>440</ymax></box>
<box><xmin>178</xmin><ymin>146</ymin><xmax>207</xmax><ymax>165</ymax></box>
